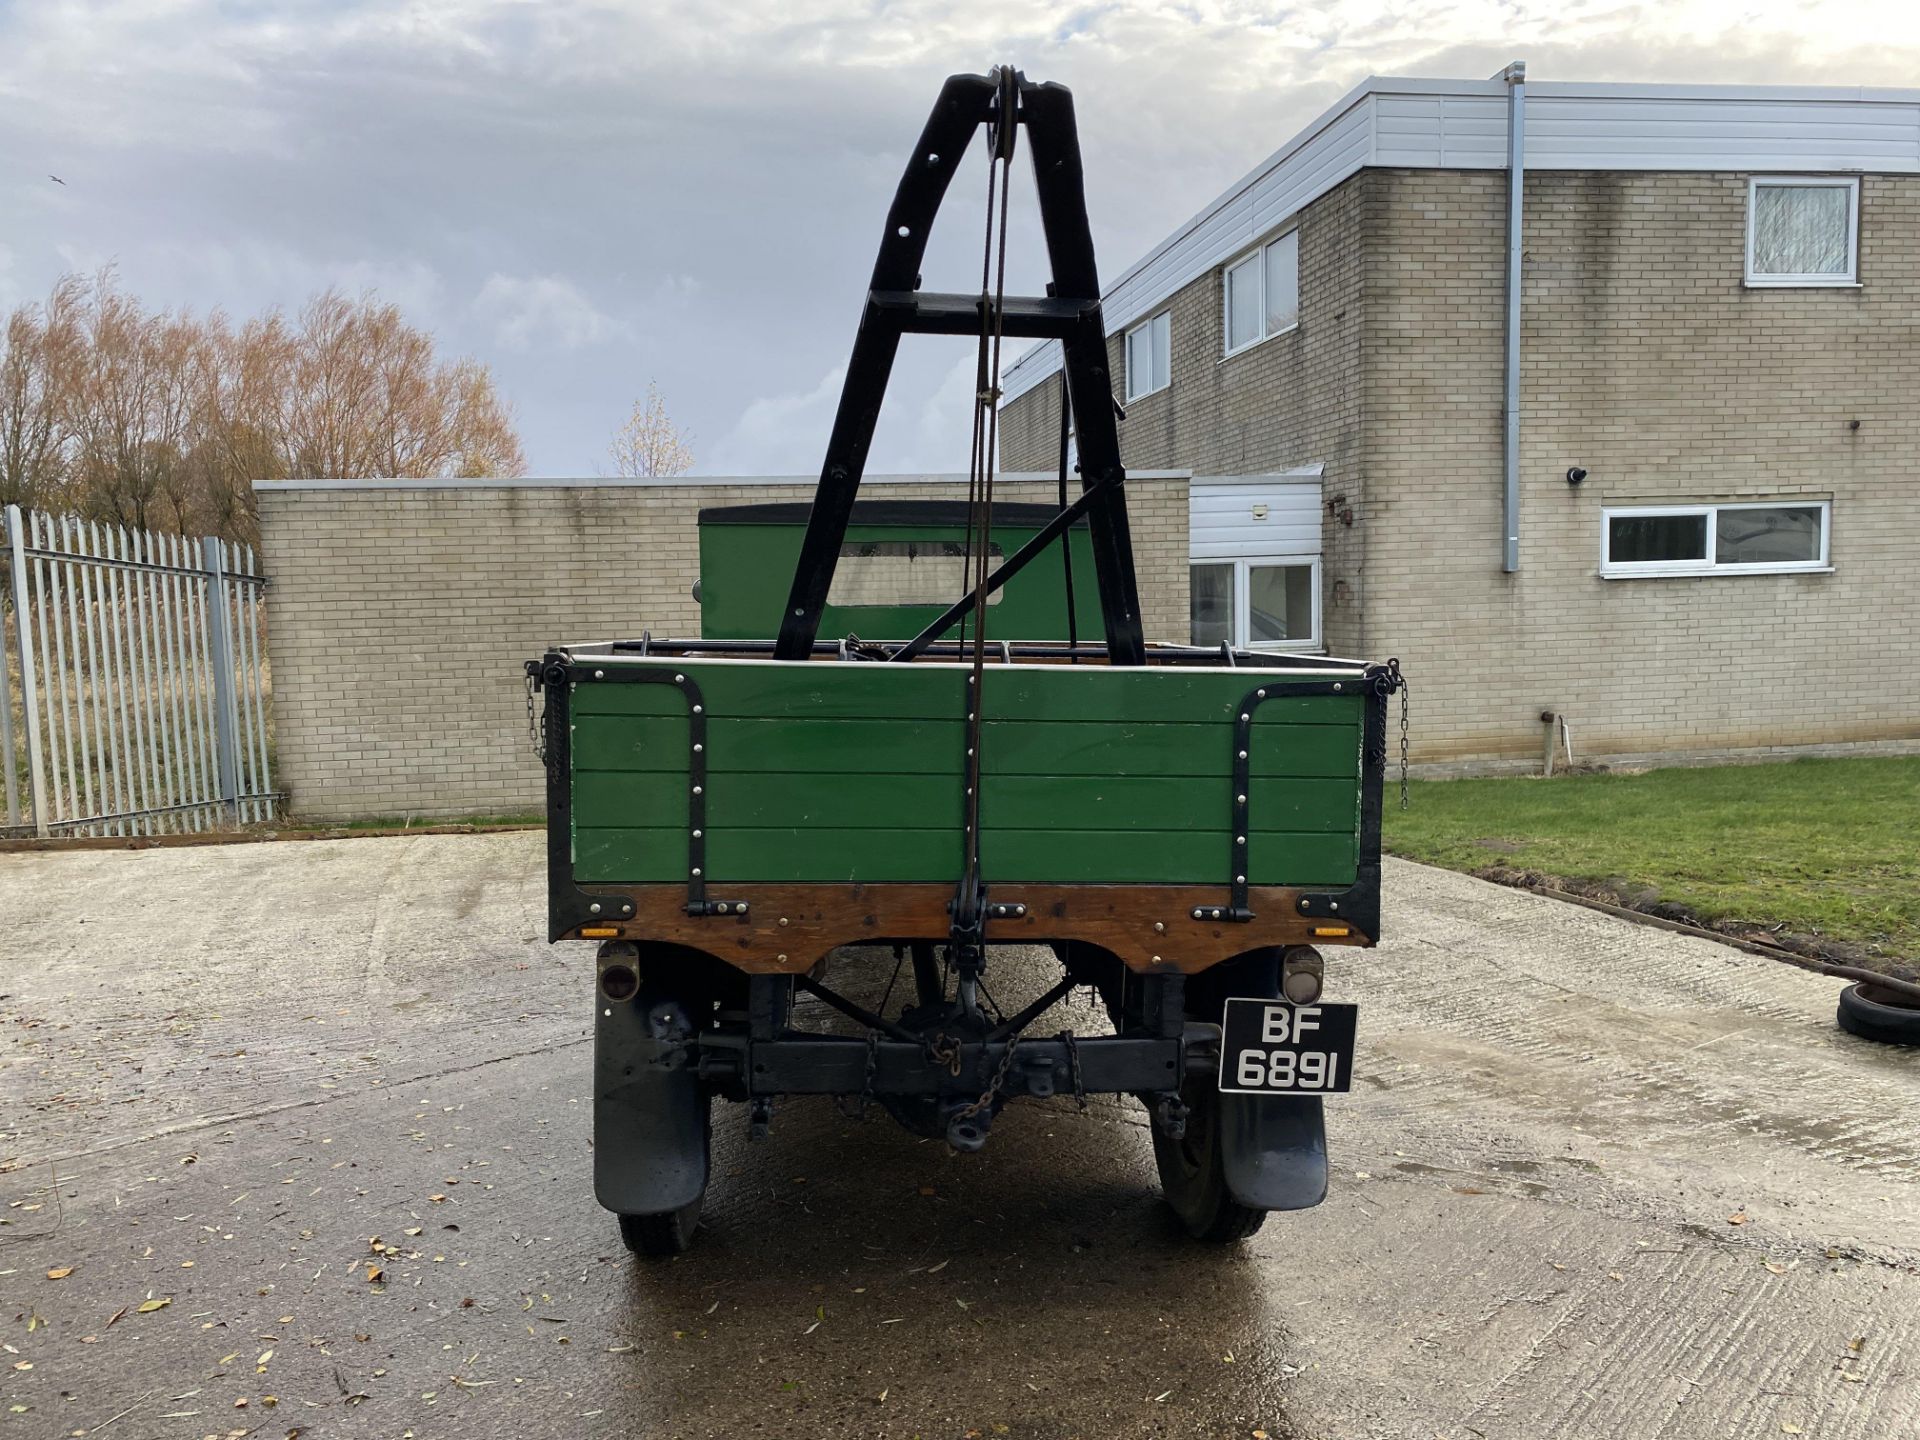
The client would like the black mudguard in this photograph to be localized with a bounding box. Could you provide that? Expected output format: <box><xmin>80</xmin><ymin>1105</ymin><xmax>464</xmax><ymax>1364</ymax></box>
<box><xmin>594</xmin><ymin>996</ymin><xmax>709</xmax><ymax>1215</ymax></box>
<box><xmin>1219</xmin><ymin>1094</ymin><xmax>1327</xmax><ymax>1210</ymax></box>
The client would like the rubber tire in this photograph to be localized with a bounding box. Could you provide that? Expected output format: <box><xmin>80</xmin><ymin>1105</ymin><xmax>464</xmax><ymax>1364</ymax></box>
<box><xmin>618</xmin><ymin>1194</ymin><xmax>702</xmax><ymax>1257</ymax></box>
<box><xmin>1836</xmin><ymin>982</ymin><xmax>1920</xmax><ymax>1047</ymax></box>
<box><xmin>1153</xmin><ymin>1073</ymin><xmax>1269</xmax><ymax>1243</ymax></box>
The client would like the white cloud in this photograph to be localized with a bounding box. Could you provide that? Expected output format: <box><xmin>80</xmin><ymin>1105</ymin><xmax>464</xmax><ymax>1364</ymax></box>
<box><xmin>472</xmin><ymin>272</ymin><xmax>625</xmax><ymax>351</ymax></box>
<box><xmin>1</xmin><ymin>0</ymin><xmax>1914</xmax><ymax>471</ymax></box>
<box><xmin>707</xmin><ymin>363</ymin><xmax>848</xmax><ymax>474</ymax></box>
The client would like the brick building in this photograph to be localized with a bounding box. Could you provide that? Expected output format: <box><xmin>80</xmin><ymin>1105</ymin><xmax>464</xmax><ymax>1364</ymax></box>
<box><xmin>999</xmin><ymin>70</ymin><xmax>1920</xmax><ymax>771</ymax></box>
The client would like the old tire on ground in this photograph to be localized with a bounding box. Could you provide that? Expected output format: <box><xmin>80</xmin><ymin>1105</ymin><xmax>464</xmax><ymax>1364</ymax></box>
<box><xmin>618</xmin><ymin>1195</ymin><xmax>702</xmax><ymax>1257</ymax></box>
<box><xmin>1154</xmin><ymin>1074</ymin><xmax>1269</xmax><ymax>1243</ymax></box>
<box><xmin>1836</xmin><ymin>982</ymin><xmax>1920</xmax><ymax>1047</ymax></box>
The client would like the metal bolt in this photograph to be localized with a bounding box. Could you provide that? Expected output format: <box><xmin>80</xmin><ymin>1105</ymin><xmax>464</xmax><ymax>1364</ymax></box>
<box><xmin>1153</xmin><ymin>921</ymin><xmax>1166</xmax><ymax>933</ymax></box>
<box><xmin>1238</xmin><ymin>750</ymin><xmax>1248</xmax><ymax>760</ymax></box>
<box><xmin>594</xmin><ymin>668</ymin><xmax>605</xmax><ymax>679</ymax></box>
<box><xmin>1152</xmin><ymin>955</ymin><xmax>1162</xmax><ymax>964</ymax></box>
<box><xmin>1236</xmin><ymin>875</ymin><xmax>1245</xmax><ymax>884</ymax></box>
<box><xmin>1237</xmin><ymin>793</ymin><xmax>1246</xmax><ymax>804</ymax></box>
<box><xmin>1333</xmin><ymin>682</ymin><xmax>1342</xmax><ymax>692</ymax></box>
<box><xmin>692</xmin><ymin>867</ymin><xmax>702</xmax><ymax>877</ymax></box>
<box><xmin>1240</xmin><ymin>712</ymin><xmax>1250</xmax><ymax>722</ymax></box>
<box><xmin>1256</xmin><ymin>689</ymin><xmax>1266</xmax><ymax>698</ymax></box>
<box><xmin>777</xmin><ymin>953</ymin><xmax>788</xmax><ymax>963</ymax></box>
<box><xmin>589</xmin><ymin>902</ymin><xmax>601</xmax><ymax>915</ymax></box>
<box><xmin>1236</xmin><ymin>836</ymin><xmax>1246</xmax><ymax>845</ymax></box>
<box><xmin>692</xmin><ymin>828</ymin><xmax>702</xmax><ymax>838</ymax></box>
<box><xmin>692</xmin><ymin>784</ymin><xmax>703</xmax><ymax>795</ymax></box>
<box><xmin>1211</xmin><ymin>908</ymin><xmax>1223</xmax><ymax>919</ymax></box>
<box><xmin>1329</xmin><ymin>901</ymin><xmax>1339</xmax><ymax>912</ymax></box>
<box><xmin>778</xmin><ymin>917</ymin><xmax>789</xmax><ymax>927</ymax></box>
<box><xmin>674</xmin><ymin>673</ymin><xmax>685</xmax><ymax>682</ymax></box>
<box><xmin>692</xmin><ymin>704</ymin><xmax>703</xmax><ymax>714</ymax></box>
<box><xmin>715</xmin><ymin>903</ymin><xmax>729</xmax><ymax>914</ymax></box>
<box><xmin>693</xmin><ymin>743</ymin><xmax>704</xmax><ymax>753</ymax></box>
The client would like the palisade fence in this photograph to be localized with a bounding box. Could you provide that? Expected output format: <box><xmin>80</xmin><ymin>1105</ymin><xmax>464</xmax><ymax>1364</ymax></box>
<box><xmin>0</xmin><ymin>503</ymin><xmax>278</xmax><ymax>838</ymax></box>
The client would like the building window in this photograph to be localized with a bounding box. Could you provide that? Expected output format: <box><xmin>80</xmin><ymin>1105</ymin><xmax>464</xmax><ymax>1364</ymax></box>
<box><xmin>1747</xmin><ymin>178</ymin><xmax>1858</xmax><ymax>286</ymax></box>
<box><xmin>1124</xmin><ymin>310</ymin><xmax>1171</xmax><ymax>400</ymax></box>
<box><xmin>1600</xmin><ymin>501</ymin><xmax>1830</xmax><ymax>578</ymax></box>
<box><xmin>1189</xmin><ymin>559</ymin><xmax>1320</xmax><ymax>649</ymax></box>
<box><xmin>1223</xmin><ymin>229</ymin><xmax>1299</xmax><ymax>354</ymax></box>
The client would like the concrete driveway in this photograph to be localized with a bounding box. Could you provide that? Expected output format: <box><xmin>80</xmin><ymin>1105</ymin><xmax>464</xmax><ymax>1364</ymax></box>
<box><xmin>1</xmin><ymin>834</ymin><xmax>1915</xmax><ymax>1439</ymax></box>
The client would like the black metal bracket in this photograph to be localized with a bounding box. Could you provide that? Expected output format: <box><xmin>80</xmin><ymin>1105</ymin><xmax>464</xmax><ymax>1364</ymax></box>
<box><xmin>533</xmin><ymin>657</ymin><xmax>736</xmax><ymax>932</ymax></box>
<box><xmin>772</xmin><ymin>68</ymin><xmax>1145</xmax><ymax>666</ymax></box>
<box><xmin>1198</xmin><ymin>664</ymin><xmax>1403</xmax><ymax>934</ymax></box>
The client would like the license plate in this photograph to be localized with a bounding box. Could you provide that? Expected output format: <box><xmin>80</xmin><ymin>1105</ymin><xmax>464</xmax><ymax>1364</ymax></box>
<box><xmin>1217</xmin><ymin>998</ymin><xmax>1358</xmax><ymax>1095</ymax></box>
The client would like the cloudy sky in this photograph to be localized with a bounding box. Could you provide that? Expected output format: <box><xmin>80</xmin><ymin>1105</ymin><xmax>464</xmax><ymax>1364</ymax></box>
<box><xmin>3</xmin><ymin>0</ymin><xmax>1913</xmax><ymax>477</ymax></box>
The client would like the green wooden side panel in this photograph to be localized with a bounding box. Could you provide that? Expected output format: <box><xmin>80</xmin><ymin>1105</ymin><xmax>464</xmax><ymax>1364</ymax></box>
<box><xmin>570</xmin><ymin>659</ymin><xmax>1364</xmax><ymax>888</ymax></box>
<box><xmin>699</xmin><ymin>521</ymin><xmax>1106</xmax><ymax>642</ymax></box>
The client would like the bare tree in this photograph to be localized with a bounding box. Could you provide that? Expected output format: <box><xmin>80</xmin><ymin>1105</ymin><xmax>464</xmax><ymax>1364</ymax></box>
<box><xmin>0</xmin><ymin>272</ymin><xmax>527</xmax><ymax>545</ymax></box>
<box><xmin>0</xmin><ymin>275</ymin><xmax>83</xmax><ymax>511</ymax></box>
<box><xmin>609</xmin><ymin>379</ymin><xmax>694</xmax><ymax>478</ymax></box>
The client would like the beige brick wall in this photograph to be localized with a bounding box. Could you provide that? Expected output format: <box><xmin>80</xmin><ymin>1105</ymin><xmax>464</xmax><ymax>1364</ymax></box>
<box><xmin>1008</xmin><ymin>166</ymin><xmax>1920</xmax><ymax>764</ymax></box>
<box><xmin>1003</xmin><ymin>170</ymin><xmax>1372</xmax><ymax>656</ymax></box>
<box><xmin>258</xmin><ymin>475</ymin><xmax>1190</xmax><ymax>821</ymax></box>
<box><xmin>1368</xmin><ymin>168</ymin><xmax>1920</xmax><ymax>763</ymax></box>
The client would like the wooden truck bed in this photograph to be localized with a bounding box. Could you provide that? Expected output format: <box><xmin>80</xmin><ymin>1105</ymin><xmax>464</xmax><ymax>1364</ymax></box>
<box><xmin>537</xmin><ymin>643</ymin><xmax>1393</xmax><ymax>975</ymax></box>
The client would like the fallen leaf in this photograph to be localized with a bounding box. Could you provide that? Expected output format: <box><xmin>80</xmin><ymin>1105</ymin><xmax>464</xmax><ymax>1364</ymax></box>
<box><xmin>138</xmin><ymin>1297</ymin><xmax>173</xmax><ymax>1313</ymax></box>
<box><xmin>46</xmin><ymin>1267</ymin><xmax>73</xmax><ymax>1280</ymax></box>
<box><xmin>1764</xmin><ymin>1261</ymin><xmax>1788</xmax><ymax>1275</ymax></box>
<box><xmin>876</xmin><ymin>1389</ymin><xmax>887</xmax><ymax>1403</ymax></box>
<box><xmin>106</xmin><ymin>1305</ymin><xmax>128</xmax><ymax>1327</ymax></box>
<box><xmin>1728</xmin><ymin>1212</ymin><xmax>1750</xmax><ymax>1226</ymax></box>
<box><xmin>927</xmin><ymin>1260</ymin><xmax>949</xmax><ymax>1274</ymax></box>
<box><xmin>257</xmin><ymin>1350</ymin><xmax>274</xmax><ymax>1367</ymax></box>
<box><xmin>366</xmin><ymin>1267</ymin><xmax>385</xmax><ymax>1284</ymax></box>
<box><xmin>235</xmin><ymin>1397</ymin><xmax>250</xmax><ymax>1408</ymax></box>
<box><xmin>428</xmin><ymin>1194</ymin><xmax>447</xmax><ymax>1203</ymax></box>
<box><xmin>1840</xmin><ymin>1371</ymin><xmax>1867</xmax><ymax>1384</ymax></box>
<box><xmin>1781</xmin><ymin>1425</ymin><xmax>1802</xmax><ymax>1435</ymax></box>
<box><xmin>10</xmin><ymin>1362</ymin><xmax>30</xmax><ymax>1372</ymax></box>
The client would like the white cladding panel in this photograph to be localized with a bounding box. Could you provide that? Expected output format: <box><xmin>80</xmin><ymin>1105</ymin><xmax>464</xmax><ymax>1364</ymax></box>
<box><xmin>1189</xmin><ymin>479</ymin><xmax>1323</xmax><ymax>561</ymax></box>
<box><xmin>1000</xmin><ymin>78</ymin><xmax>1920</xmax><ymax>405</ymax></box>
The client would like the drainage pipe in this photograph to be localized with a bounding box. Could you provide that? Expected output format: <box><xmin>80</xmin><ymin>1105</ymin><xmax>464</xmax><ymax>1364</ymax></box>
<box><xmin>1500</xmin><ymin>61</ymin><xmax>1526</xmax><ymax>573</ymax></box>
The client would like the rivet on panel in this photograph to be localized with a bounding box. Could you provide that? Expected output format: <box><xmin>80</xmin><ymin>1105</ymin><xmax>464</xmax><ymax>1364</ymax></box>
<box><xmin>778</xmin><ymin>917</ymin><xmax>789</xmax><ymax>927</ymax></box>
<box><xmin>589</xmin><ymin>903</ymin><xmax>601</xmax><ymax>915</ymax></box>
<box><xmin>777</xmin><ymin>953</ymin><xmax>788</xmax><ymax>963</ymax></box>
<box><xmin>1153</xmin><ymin>921</ymin><xmax>1166</xmax><ymax>934</ymax></box>
<box><xmin>675</xmin><ymin>673</ymin><xmax>686</xmax><ymax>682</ymax></box>
<box><xmin>594</xmin><ymin>669</ymin><xmax>605</xmax><ymax>680</ymax></box>
<box><xmin>692</xmin><ymin>867</ymin><xmax>703</xmax><ymax>877</ymax></box>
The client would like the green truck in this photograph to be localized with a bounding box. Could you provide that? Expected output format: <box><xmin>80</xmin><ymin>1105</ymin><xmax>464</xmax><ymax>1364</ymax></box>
<box><xmin>529</xmin><ymin>67</ymin><xmax>1402</xmax><ymax>1255</ymax></box>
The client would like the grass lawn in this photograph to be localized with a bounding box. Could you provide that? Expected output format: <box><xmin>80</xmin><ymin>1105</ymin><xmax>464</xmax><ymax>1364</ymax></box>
<box><xmin>1383</xmin><ymin>756</ymin><xmax>1920</xmax><ymax>965</ymax></box>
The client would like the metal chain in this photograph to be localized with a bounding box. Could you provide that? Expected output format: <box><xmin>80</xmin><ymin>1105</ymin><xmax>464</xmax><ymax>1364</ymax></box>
<box><xmin>838</xmin><ymin>1029</ymin><xmax>882</xmax><ymax>1121</ymax></box>
<box><xmin>955</xmin><ymin>1029</ymin><xmax>1023</xmax><ymax>1122</ymax></box>
<box><xmin>1058</xmin><ymin>1029</ymin><xmax>1087</xmax><ymax>1110</ymax></box>
<box><xmin>1399</xmin><ymin>675</ymin><xmax>1412</xmax><ymax>811</ymax></box>
<box><xmin>525</xmin><ymin>672</ymin><xmax>546</xmax><ymax>764</ymax></box>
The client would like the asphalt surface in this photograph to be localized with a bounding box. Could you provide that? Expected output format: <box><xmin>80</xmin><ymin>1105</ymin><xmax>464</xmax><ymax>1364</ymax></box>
<box><xmin>1</xmin><ymin>833</ymin><xmax>1916</xmax><ymax>1440</ymax></box>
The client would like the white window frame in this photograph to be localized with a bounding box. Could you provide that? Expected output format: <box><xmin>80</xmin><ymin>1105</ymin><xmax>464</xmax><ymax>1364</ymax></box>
<box><xmin>1190</xmin><ymin>557</ymin><xmax>1322</xmax><ymax>650</ymax></box>
<box><xmin>1221</xmin><ymin>229</ymin><xmax>1299</xmax><ymax>357</ymax></box>
<box><xmin>1745</xmin><ymin>177</ymin><xmax>1859</xmax><ymax>288</ymax></box>
<box><xmin>1124</xmin><ymin>309</ymin><xmax>1171</xmax><ymax>401</ymax></box>
<box><xmin>1599</xmin><ymin>500</ymin><xmax>1831</xmax><ymax>579</ymax></box>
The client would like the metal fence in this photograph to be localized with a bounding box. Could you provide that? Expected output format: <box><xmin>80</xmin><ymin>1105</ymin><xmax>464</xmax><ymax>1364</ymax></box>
<box><xmin>1</xmin><ymin>503</ymin><xmax>278</xmax><ymax>838</ymax></box>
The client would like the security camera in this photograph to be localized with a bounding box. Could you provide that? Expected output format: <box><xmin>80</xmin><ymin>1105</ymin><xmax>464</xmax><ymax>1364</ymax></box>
<box><xmin>1565</xmin><ymin>467</ymin><xmax>1588</xmax><ymax>486</ymax></box>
